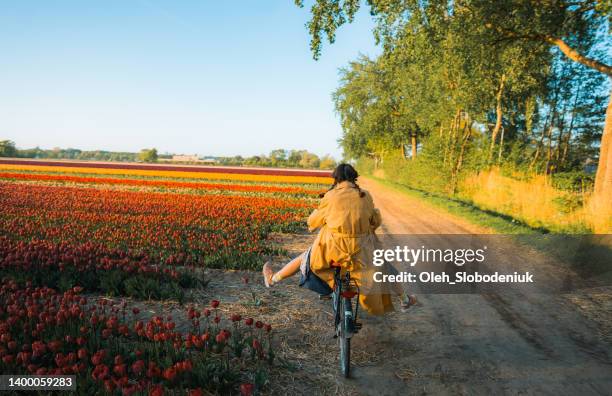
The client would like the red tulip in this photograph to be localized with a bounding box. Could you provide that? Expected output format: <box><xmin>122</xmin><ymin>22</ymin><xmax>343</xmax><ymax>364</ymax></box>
<box><xmin>240</xmin><ymin>383</ymin><xmax>254</xmax><ymax>396</ymax></box>
<box><xmin>91</xmin><ymin>353</ymin><xmax>104</xmax><ymax>366</ymax></box>
<box><xmin>149</xmin><ymin>384</ymin><xmax>164</xmax><ymax>396</ymax></box>
<box><xmin>92</xmin><ymin>364</ymin><xmax>109</xmax><ymax>381</ymax></box>
<box><xmin>113</xmin><ymin>363</ymin><xmax>127</xmax><ymax>377</ymax></box>
<box><xmin>131</xmin><ymin>359</ymin><xmax>145</xmax><ymax>375</ymax></box>
<box><xmin>103</xmin><ymin>380</ymin><xmax>115</xmax><ymax>393</ymax></box>
<box><xmin>162</xmin><ymin>367</ymin><xmax>177</xmax><ymax>381</ymax></box>
<box><xmin>252</xmin><ymin>339</ymin><xmax>262</xmax><ymax>351</ymax></box>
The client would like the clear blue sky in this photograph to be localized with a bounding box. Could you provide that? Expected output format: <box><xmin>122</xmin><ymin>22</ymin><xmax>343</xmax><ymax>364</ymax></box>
<box><xmin>0</xmin><ymin>1</ymin><xmax>380</xmax><ymax>159</ymax></box>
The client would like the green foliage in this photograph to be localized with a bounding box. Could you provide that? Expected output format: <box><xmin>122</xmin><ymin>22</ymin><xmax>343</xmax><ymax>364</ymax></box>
<box><xmin>0</xmin><ymin>140</ymin><xmax>17</xmax><ymax>157</ymax></box>
<box><xmin>232</xmin><ymin>149</ymin><xmax>329</xmax><ymax>169</ymax></box>
<box><xmin>299</xmin><ymin>151</ymin><xmax>320</xmax><ymax>168</ymax></box>
<box><xmin>552</xmin><ymin>171</ymin><xmax>595</xmax><ymax>193</ymax></box>
<box><xmin>305</xmin><ymin>0</ymin><xmax>609</xmax><ymax>195</ymax></box>
<box><xmin>15</xmin><ymin>146</ymin><xmax>139</xmax><ymax>161</ymax></box>
<box><xmin>139</xmin><ymin>148</ymin><xmax>158</xmax><ymax>163</ymax></box>
<box><xmin>294</xmin><ymin>0</ymin><xmax>362</xmax><ymax>60</ymax></box>
<box><xmin>319</xmin><ymin>154</ymin><xmax>337</xmax><ymax>169</ymax></box>
<box><xmin>269</xmin><ymin>149</ymin><xmax>287</xmax><ymax>166</ymax></box>
<box><xmin>8</xmin><ymin>143</ymin><xmax>334</xmax><ymax>170</ymax></box>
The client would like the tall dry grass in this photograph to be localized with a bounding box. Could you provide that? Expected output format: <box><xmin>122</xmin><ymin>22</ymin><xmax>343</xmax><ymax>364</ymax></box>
<box><xmin>460</xmin><ymin>168</ymin><xmax>611</xmax><ymax>233</ymax></box>
<box><xmin>585</xmin><ymin>193</ymin><xmax>612</xmax><ymax>234</ymax></box>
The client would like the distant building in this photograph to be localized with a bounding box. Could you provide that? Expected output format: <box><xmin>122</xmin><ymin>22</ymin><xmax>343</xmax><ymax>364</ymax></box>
<box><xmin>172</xmin><ymin>155</ymin><xmax>199</xmax><ymax>162</ymax></box>
<box><xmin>201</xmin><ymin>158</ymin><xmax>217</xmax><ymax>164</ymax></box>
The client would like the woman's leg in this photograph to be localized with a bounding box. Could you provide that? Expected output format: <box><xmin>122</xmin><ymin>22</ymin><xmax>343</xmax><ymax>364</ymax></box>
<box><xmin>262</xmin><ymin>252</ymin><xmax>304</xmax><ymax>287</ymax></box>
<box><xmin>385</xmin><ymin>263</ymin><xmax>418</xmax><ymax>310</ymax></box>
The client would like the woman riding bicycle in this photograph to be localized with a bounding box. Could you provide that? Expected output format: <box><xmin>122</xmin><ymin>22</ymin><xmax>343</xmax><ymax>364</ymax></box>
<box><xmin>262</xmin><ymin>163</ymin><xmax>416</xmax><ymax>315</ymax></box>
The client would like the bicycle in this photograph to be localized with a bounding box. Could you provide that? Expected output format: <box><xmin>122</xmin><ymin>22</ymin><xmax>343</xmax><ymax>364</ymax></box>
<box><xmin>322</xmin><ymin>261</ymin><xmax>362</xmax><ymax>378</ymax></box>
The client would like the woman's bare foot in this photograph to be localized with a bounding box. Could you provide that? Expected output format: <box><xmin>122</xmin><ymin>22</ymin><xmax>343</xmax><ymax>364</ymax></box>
<box><xmin>400</xmin><ymin>294</ymin><xmax>418</xmax><ymax>312</ymax></box>
<box><xmin>262</xmin><ymin>262</ymin><xmax>275</xmax><ymax>288</ymax></box>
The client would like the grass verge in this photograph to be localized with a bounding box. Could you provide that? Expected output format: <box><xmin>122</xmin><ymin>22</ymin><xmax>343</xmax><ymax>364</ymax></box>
<box><xmin>367</xmin><ymin>175</ymin><xmax>612</xmax><ymax>279</ymax></box>
<box><xmin>367</xmin><ymin>175</ymin><xmax>547</xmax><ymax>234</ymax></box>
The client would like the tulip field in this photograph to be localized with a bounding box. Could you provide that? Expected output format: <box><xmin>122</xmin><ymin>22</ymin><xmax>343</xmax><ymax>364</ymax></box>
<box><xmin>0</xmin><ymin>159</ymin><xmax>332</xmax><ymax>395</ymax></box>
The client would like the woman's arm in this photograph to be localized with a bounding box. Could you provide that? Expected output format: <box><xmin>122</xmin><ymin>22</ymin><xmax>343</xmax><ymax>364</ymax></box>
<box><xmin>307</xmin><ymin>195</ymin><xmax>329</xmax><ymax>232</ymax></box>
<box><xmin>370</xmin><ymin>208</ymin><xmax>382</xmax><ymax>230</ymax></box>
<box><xmin>365</xmin><ymin>191</ymin><xmax>382</xmax><ymax>230</ymax></box>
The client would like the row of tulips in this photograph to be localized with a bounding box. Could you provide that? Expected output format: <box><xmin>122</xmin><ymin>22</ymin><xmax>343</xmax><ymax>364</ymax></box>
<box><xmin>0</xmin><ymin>159</ymin><xmax>332</xmax><ymax>177</ymax></box>
<box><xmin>0</xmin><ymin>182</ymin><xmax>313</xmax><ymax>269</ymax></box>
<box><xmin>0</xmin><ymin>237</ymin><xmax>200</xmax><ymax>301</ymax></box>
<box><xmin>0</xmin><ymin>171</ymin><xmax>325</xmax><ymax>197</ymax></box>
<box><xmin>0</xmin><ymin>162</ymin><xmax>332</xmax><ymax>184</ymax></box>
<box><xmin>0</xmin><ymin>280</ymin><xmax>273</xmax><ymax>395</ymax></box>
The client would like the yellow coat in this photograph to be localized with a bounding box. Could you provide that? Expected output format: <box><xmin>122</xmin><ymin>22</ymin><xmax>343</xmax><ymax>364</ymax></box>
<box><xmin>307</xmin><ymin>181</ymin><xmax>395</xmax><ymax>315</ymax></box>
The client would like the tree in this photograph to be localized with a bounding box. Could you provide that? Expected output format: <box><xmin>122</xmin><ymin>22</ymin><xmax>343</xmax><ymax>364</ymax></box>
<box><xmin>269</xmin><ymin>149</ymin><xmax>287</xmax><ymax>167</ymax></box>
<box><xmin>475</xmin><ymin>0</ymin><xmax>612</xmax><ymax>200</ymax></box>
<box><xmin>319</xmin><ymin>154</ymin><xmax>337</xmax><ymax>169</ymax></box>
<box><xmin>139</xmin><ymin>148</ymin><xmax>158</xmax><ymax>163</ymax></box>
<box><xmin>287</xmin><ymin>150</ymin><xmax>307</xmax><ymax>167</ymax></box>
<box><xmin>296</xmin><ymin>0</ymin><xmax>611</xmax><ymax>203</ymax></box>
<box><xmin>299</xmin><ymin>152</ymin><xmax>321</xmax><ymax>168</ymax></box>
<box><xmin>0</xmin><ymin>140</ymin><xmax>17</xmax><ymax>157</ymax></box>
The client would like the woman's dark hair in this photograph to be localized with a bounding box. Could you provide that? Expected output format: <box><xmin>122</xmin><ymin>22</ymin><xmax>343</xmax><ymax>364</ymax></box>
<box><xmin>319</xmin><ymin>163</ymin><xmax>365</xmax><ymax>198</ymax></box>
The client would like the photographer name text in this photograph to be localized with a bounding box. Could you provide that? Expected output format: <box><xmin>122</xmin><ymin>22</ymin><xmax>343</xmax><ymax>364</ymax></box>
<box><xmin>373</xmin><ymin>271</ymin><xmax>534</xmax><ymax>284</ymax></box>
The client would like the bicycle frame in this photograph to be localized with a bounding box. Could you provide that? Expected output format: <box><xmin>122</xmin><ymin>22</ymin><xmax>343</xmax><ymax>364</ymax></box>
<box><xmin>330</xmin><ymin>264</ymin><xmax>361</xmax><ymax>378</ymax></box>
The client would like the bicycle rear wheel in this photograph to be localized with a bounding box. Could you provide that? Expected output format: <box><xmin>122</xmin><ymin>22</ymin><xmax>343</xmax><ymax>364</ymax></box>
<box><xmin>339</xmin><ymin>332</ymin><xmax>350</xmax><ymax>377</ymax></box>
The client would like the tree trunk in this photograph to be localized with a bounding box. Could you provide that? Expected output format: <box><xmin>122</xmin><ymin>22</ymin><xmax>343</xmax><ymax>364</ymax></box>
<box><xmin>489</xmin><ymin>74</ymin><xmax>506</xmax><ymax>161</ymax></box>
<box><xmin>594</xmin><ymin>89</ymin><xmax>612</xmax><ymax>202</ymax></box>
<box><xmin>560</xmin><ymin>91</ymin><xmax>579</xmax><ymax>168</ymax></box>
<box><xmin>411</xmin><ymin>134</ymin><xmax>417</xmax><ymax>160</ymax></box>
<box><xmin>498</xmin><ymin>126</ymin><xmax>505</xmax><ymax>163</ymax></box>
<box><xmin>545</xmin><ymin>36</ymin><xmax>612</xmax><ymax>76</ymax></box>
<box><xmin>532</xmin><ymin>78</ymin><xmax>559</xmax><ymax>172</ymax></box>
<box><xmin>450</xmin><ymin>119</ymin><xmax>473</xmax><ymax>194</ymax></box>
<box><xmin>555</xmin><ymin>100</ymin><xmax>568</xmax><ymax>163</ymax></box>
<box><xmin>444</xmin><ymin>109</ymin><xmax>462</xmax><ymax>167</ymax></box>
<box><xmin>545</xmin><ymin>123</ymin><xmax>554</xmax><ymax>174</ymax></box>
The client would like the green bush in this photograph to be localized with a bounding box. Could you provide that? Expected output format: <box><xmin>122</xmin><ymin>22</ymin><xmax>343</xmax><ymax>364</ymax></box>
<box><xmin>552</xmin><ymin>171</ymin><xmax>594</xmax><ymax>193</ymax></box>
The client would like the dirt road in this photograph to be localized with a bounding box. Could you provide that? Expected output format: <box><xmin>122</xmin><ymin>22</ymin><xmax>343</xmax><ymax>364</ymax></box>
<box><xmin>341</xmin><ymin>177</ymin><xmax>612</xmax><ymax>395</ymax></box>
<box><xmin>205</xmin><ymin>177</ymin><xmax>612</xmax><ymax>395</ymax></box>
